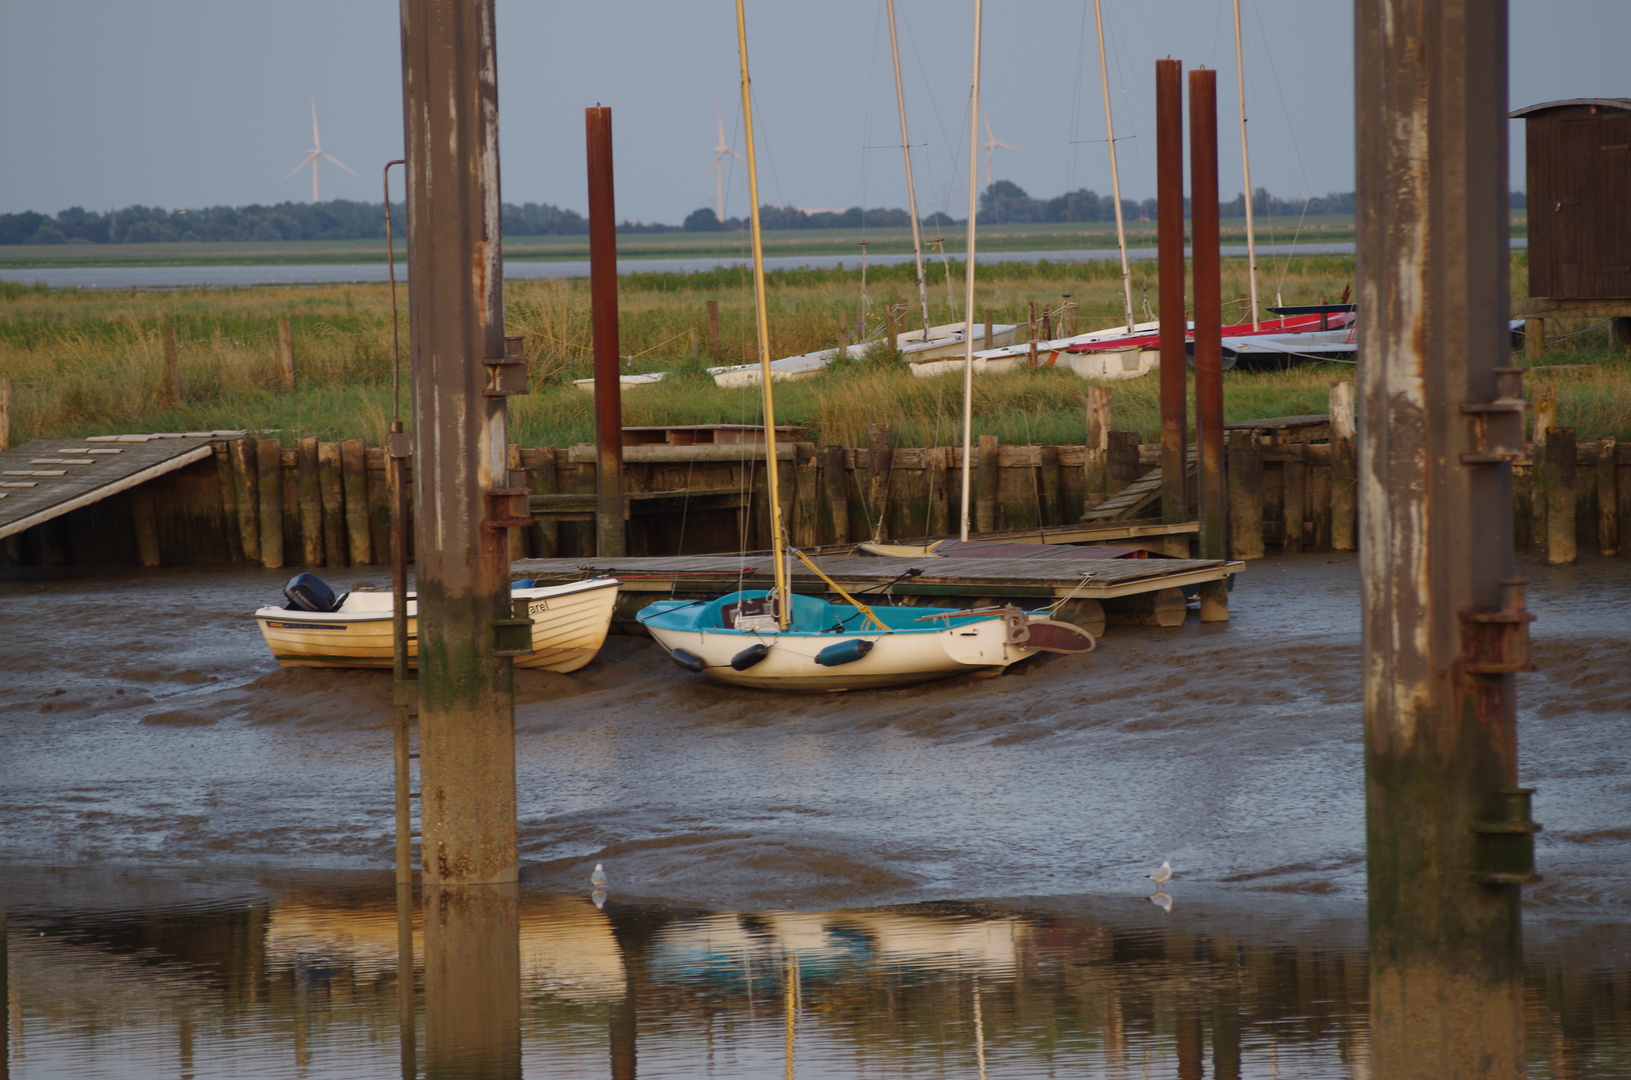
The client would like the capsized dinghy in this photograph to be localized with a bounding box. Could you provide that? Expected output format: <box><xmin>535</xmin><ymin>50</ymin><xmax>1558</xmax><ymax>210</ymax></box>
<box><xmin>638</xmin><ymin>589</ymin><xmax>1094</xmax><ymax>691</ymax></box>
<box><xmin>255</xmin><ymin>573</ymin><xmax>620</xmax><ymax>671</ymax></box>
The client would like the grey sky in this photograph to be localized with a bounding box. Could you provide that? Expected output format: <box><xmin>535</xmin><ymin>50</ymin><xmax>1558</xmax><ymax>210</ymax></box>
<box><xmin>2</xmin><ymin>2</ymin><xmax>1623</xmax><ymax>223</ymax></box>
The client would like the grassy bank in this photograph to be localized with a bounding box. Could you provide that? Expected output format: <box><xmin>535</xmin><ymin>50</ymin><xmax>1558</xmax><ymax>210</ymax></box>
<box><xmin>2</xmin><ymin>252</ymin><xmax>1622</xmax><ymax>449</ymax></box>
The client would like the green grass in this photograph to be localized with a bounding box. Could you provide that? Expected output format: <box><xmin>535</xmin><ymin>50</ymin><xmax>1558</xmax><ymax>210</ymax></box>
<box><xmin>3</xmin><ymin>252</ymin><xmax>1622</xmax><ymax>450</ymax></box>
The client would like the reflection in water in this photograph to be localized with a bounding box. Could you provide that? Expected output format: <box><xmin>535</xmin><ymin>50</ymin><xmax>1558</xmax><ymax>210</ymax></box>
<box><xmin>1</xmin><ymin>875</ymin><xmax>1628</xmax><ymax>1078</ymax></box>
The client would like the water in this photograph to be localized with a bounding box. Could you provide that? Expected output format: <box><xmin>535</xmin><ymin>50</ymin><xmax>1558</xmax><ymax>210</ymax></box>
<box><xmin>2</xmin><ymin>550</ymin><xmax>1627</xmax><ymax>1076</ymax></box>
<box><xmin>0</xmin><ymin>243</ymin><xmax>1364</xmax><ymax>290</ymax></box>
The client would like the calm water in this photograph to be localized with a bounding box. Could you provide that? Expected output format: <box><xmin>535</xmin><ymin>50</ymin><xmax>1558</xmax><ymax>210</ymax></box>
<box><xmin>4</xmin><ymin>867</ymin><xmax>1628</xmax><ymax>1079</ymax></box>
<box><xmin>0</xmin><ymin>243</ymin><xmax>1365</xmax><ymax>290</ymax></box>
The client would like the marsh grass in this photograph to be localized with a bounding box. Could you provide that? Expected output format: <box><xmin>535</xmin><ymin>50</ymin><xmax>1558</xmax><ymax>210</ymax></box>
<box><xmin>4</xmin><ymin>254</ymin><xmax>1625</xmax><ymax>447</ymax></box>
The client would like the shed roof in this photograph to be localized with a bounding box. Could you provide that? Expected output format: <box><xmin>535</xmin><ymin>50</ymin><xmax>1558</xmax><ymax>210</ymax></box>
<box><xmin>1510</xmin><ymin>98</ymin><xmax>1631</xmax><ymax>119</ymax></box>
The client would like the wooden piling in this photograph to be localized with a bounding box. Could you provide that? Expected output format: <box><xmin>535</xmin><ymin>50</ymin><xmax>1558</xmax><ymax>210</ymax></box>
<box><xmin>131</xmin><ymin>486</ymin><xmax>161</xmax><ymax>567</ymax></box>
<box><xmin>1107</xmin><ymin>430</ymin><xmax>1141</xmax><ymax>489</ymax></box>
<box><xmin>229</xmin><ymin>437</ymin><xmax>261</xmax><ymax>565</ymax></box>
<box><xmin>277</xmin><ymin>317</ymin><xmax>296</xmax><ymax>391</ymax></box>
<box><xmin>214</xmin><ymin>442</ymin><xmax>244</xmax><ymax>566</ymax></box>
<box><xmin>365</xmin><ymin>447</ymin><xmax>393</xmax><ymax>564</ymax></box>
<box><xmin>1226</xmin><ymin>431</ymin><xmax>1264</xmax><ymax>559</ymax></box>
<box><xmin>318</xmin><ymin>441</ymin><xmax>347</xmax><ymax>568</ymax></box>
<box><xmin>821</xmin><ymin>446</ymin><xmax>849</xmax><ymax>544</ymax></box>
<box><xmin>793</xmin><ymin>449</ymin><xmax>819</xmax><ymax>547</ymax></box>
<box><xmin>1620</xmin><ymin>443</ymin><xmax>1631</xmax><ymax>560</ymax></box>
<box><xmin>504</xmin><ymin>444</ymin><xmax>527</xmax><ymax>561</ymax></box>
<box><xmin>1039</xmin><ymin>444</ymin><xmax>1062</xmax><ymax>527</ymax></box>
<box><xmin>1546</xmin><ymin>426</ymin><xmax>1577</xmax><ymax>566</ymax></box>
<box><xmin>297</xmin><ymin>436</ymin><xmax>323</xmax><ymax>566</ymax></box>
<box><xmin>1083</xmin><ymin>386</ymin><xmax>1111</xmax><ymax>513</ymax></box>
<box><xmin>926</xmin><ymin>446</ymin><xmax>950</xmax><ymax>538</ymax></box>
<box><xmin>1524</xmin><ymin>317</ymin><xmax>1545</xmax><ymax>361</ymax></box>
<box><xmin>524</xmin><ymin>447</ymin><xmax>559</xmax><ymax>559</ymax></box>
<box><xmin>1307</xmin><ymin>464</ymin><xmax>1332</xmax><ymax>552</ymax></box>
<box><xmin>342</xmin><ymin>438</ymin><xmax>373</xmax><ymax>565</ymax></box>
<box><xmin>866</xmin><ymin>423</ymin><xmax>894</xmax><ymax>541</ymax></box>
<box><xmin>1282</xmin><ymin>459</ymin><xmax>1306</xmax><ymax>554</ymax></box>
<box><xmin>1330</xmin><ymin>381</ymin><xmax>1357</xmax><ymax>550</ymax></box>
<box><xmin>1103</xmin><ymin>587</ymin><xmax>1187</xmax><ymax>627</ymax></box>
<box><xmin>257</xmin><ymin>438</ymin><xmax>284</xmax><ymax>569</ymax></box>
<box><xmin>162</xmin><ymin>323</ymin><xmax>180</xmax><ymax>404</ymax></box>
<box><xmin>1027</xmin><ymin>300</ymin><xmax>1039</xmax><ymax>369</ymax></box>
<box><xmin>1532</xmin><ymin>382</ymin><xmax>1557</xmax><ymax>446</ymax></box>
<box><xmin>975</xmin><ymin>434</ymin><xmax>1000</xmax><ymax>534</ymax></box>
<box><xmin>983</xmin><ymin>310</ymin><xmax>993</xmax><ymax>351</ymax></box>
<box><xmin>706</xmin><ymin>300</ymin><xmax>720</xmax><ymax>354</ymax></box>
<box><xmin>1597</xmin><ymin>437</ymin><xmax>1618</xmax><ymax>557</ymax></box>
<box><xmin>0</xmin><ymin>376</ymin><xmax>11</xmax><ymax>451</ymax></box>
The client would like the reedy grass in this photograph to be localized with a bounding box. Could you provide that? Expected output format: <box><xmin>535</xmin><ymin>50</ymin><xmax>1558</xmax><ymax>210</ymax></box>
<box><xmin>3</xmin><ymin>254</ymin><xmax>1625</xmax><ymax>448</ymax></box>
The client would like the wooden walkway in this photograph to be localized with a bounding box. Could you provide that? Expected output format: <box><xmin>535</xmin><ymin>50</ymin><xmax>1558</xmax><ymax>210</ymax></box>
<box><xmin>511</xmin><ymin>552</ymin><xmax>1242</xmax><ymax>601</ymax></box>
<box><xmin>0</xmin><ymin>433</ymin><xmax>243</xmax><ymax>540</ymax></box>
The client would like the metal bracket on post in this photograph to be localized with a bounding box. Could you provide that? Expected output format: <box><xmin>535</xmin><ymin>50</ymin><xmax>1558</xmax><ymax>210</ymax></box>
<box><xmin>483</xmin><ymin>467</ymin><xmax>531</xmax><ymax>531</ymax></box>
<box><xmin>1457</xmin><ymin>578</ymin><xmax>1537</xmax><ymax>677</ymax></box>
<box><xmin>1460</xmin><ymin>366</ymin><xmax>1529</xmax><ymax>464</ymax></box>
<box><xmin>1470</xmin><ymin>787</ymin><xmax>1543</xmax><ymax>885</ymax></box>
<box><xmin>482</xmin><ymin>335</ymin><xmax>530</xmax><ymax>398</ymax></box>
<box><xmin>492</xmin><ymin>595</ymin><xmax>534</xmax><ymax>657</ymax></box>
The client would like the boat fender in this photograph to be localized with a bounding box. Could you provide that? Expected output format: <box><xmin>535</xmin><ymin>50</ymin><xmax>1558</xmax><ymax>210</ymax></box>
<box><xmin>730</xmin><ymin>643</ymin><xmax>772</xmax><ymax>670</ymax></box>
<box><xmin>669</xmin><ymin>648</ymin><xmax>708</xmax><ymax>673</ymax></box>
<box><xmin>815</xmin><ymin>639</ymin><xmax>875</xmax><ymax>667</ymax></box>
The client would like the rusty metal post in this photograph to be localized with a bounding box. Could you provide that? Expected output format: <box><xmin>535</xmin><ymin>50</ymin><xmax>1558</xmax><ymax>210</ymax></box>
<box><xmin>587</xmin><ymin>105</ymin><xmax>625</xmax><ymax>558</ymax></box>
<box><xmin>1156</xmin><ymin>58</ymin><xmax>1188</xmax><ymax>525</ymax></box>
<box><xmin>1357</xmin><ymin>3</ymin><xmax>1532</xmax><ymax>1076</ymax></box>
<box><xmin>1190</xmin><ymin>68</ymin><xmax>1226</xmax><ymax>562</ymax></box>
<box><xmin>399</xmin><ymin>0</ymin><xmax>520</xmax><ymax>888</ymax></box>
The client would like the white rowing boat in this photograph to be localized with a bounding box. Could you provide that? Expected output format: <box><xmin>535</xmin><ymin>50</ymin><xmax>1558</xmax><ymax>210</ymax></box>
<box><xmin>255</xmin><ymin>576</ymin><xmax>620</xmax><ymax>671</ymax></box>
<box><xmin>638</xmin><ymin>588</ymin><xmax>1093</xmax><ymax>691</ymax></box>
<box><xmin>707</xmin><ymin>321</ymin><xmax>1020</xmax><ymax>388</ymax></box>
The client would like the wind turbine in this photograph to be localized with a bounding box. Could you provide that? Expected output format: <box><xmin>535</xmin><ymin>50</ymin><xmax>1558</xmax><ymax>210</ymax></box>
<box><xmin>284</xmin><ymin>100</ymin><xmax>357</xmax><ymax>204</ymax></box>
<box><xmin>696</xmin><ymin>99</ymin><xmax>745</xmax><ymax>221</ymax></box>
<box><xmin>980</xmin><ymin>113</ymin><xmax>1029</xmax><ymax>195</ymax></box>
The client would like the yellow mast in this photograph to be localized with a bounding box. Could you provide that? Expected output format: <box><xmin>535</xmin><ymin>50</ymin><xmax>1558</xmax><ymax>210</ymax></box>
<box><xmin>735</xmin><ymin>0</ymin><xmax>789</xmax><ymax>628</ymax></box>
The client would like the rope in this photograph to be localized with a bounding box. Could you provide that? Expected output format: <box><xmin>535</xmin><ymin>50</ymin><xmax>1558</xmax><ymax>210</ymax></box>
<box><xmin>791</xmin><ymin>547</ymin><xmax>889</xmax><ymax>631</ymax></box>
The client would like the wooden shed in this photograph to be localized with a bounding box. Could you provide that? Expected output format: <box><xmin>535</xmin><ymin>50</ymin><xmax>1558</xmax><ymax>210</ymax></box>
<box><xmin>1510</xmin><ymin>98</ymin><xmax>1631</xmax><ymax>352</ymax></box>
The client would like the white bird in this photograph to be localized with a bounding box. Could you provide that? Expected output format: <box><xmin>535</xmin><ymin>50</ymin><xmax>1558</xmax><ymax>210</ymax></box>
<box><xmin>591</xmin><ymin>888</ymin><xmax>607</xmax><ymax>911</ymax></box>
<box><xmin>1149</xmin><ymin>890</ymin><xmax>1173</xmax><ymax>912</ymax></box>
<box><xmin>590</xmin><ymin>862</ymin><xmax>608</xmax><ymax>889</ymax></box>
<box><xmin>1147</xmin><ymin>860</ymin><xmax>1173</xmax><ymax>888</ymax></box>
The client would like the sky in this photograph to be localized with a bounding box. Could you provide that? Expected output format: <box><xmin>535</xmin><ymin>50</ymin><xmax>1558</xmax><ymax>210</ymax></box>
<box><xmin>2</xmin><ymin>1</ymin><xmax>1626</xmax><ymax>223</ymax></box>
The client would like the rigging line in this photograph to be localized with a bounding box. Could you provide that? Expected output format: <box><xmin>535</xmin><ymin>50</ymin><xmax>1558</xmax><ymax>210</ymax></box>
<box><xmin>1066</xmin><ymin>0</ymin><xmax>1093</xmax><ymax>264</ymax></box>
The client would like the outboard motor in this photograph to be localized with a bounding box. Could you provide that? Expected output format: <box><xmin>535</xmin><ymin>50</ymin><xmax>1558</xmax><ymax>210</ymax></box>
<box><xmin>284</xmin><ymin>572</ymin><xmax>340</xmax><ymax>613</ymax></box>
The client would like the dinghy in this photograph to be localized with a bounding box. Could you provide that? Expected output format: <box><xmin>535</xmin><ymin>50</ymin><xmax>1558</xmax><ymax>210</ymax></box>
<box><xmin>639</xmin><ymin>588</ymin><xmax>1093</xmax><ymax>691</ymax></box>
<box><xmin>255</xmin><ymin>573</ymin><xmax>620</xmax><ymax>671</ymax></box>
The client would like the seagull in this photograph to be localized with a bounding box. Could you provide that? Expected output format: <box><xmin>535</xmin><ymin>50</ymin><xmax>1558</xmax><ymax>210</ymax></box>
<box><xmin>1149</xmin><ymin>890</ymin><xmax>1173</xmax><ymax>912</ymax></box>
<box><xmin>591</xmin><ymin>862</ymin><xmax>608</xmax><ymax>889</ymax></box>
<box><xmin>1148</xmin><ymin>860</ymin><xmax>1173</xmax><ymax>889</ymax></box>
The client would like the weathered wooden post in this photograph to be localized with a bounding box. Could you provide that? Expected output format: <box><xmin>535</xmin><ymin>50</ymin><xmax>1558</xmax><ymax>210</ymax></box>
<box><xmin>1226</xmin><ymin>430</ymin><xmax>1263</xmax><ymax>560</ymax></box>
<box><xmin>1531</xmin><ymin>383</ymin><xmax>1556</xmax><ymax>447</ymax></box>
<box><xmin>706</xmin><ymin>299</ymin><xmax>721</xmax><ymax>354</ymax></box>
<box><xmin>257</xmin><ymin>438</ymin><xmax>284</xmax><ymax>569</ymax></box>
<box><xmin>983</xmin><ymin>309</ymin><xmax>993</xmax><ymax>350</ymax></box>
<box><xmin>587</xmin><ymin>105</ymin><xmax>625</xmax><ymax>558</ymax></box>
<box><xmin>1357</xmin><ymin>2</ymin><xmax>1534</xmax><ymax>1075</ymax></box>
<box><xmin>1330</xmin><ymin>381</ymin><xmax>1357</xmax><ymax>551</ymax></box>
<box><xmin>1544</xmin><ymin>427</ymin><xmax>1577</xmax><ymax>566</ymax></box>
<box><xmin>866</xmin><ymin>423</ymin><xmax>893</xmax><ymax>541</ymax></box>
<box><xmin>1156</xmin><ymin>59</ymin><xmax>1189</xmax><ymax>527</ymax></box>
<box><xmin>162</xmin><ymin>323</ymin><xmax>180</xmax><ymax>404</ymax></box>
<box><xmin>1598</xmin><ymin>437</ymin><xmax>1619</xmax><ymax>557</ymax></box>
<box><xmin>277</xmin><ymin>317</ymin><xmax>296</xmax><ymax>391</ymax></box>
<box><xmin>1189</xmin><ymin>65</ymin><xmax>1228</xmax><ymax>626</ymax></box>
<box><xmin>0</xmin><ymin>376</ymin><xmax>12</xmax><ymax>451</ymax></box>
<box><xmin>1083</xmin><ymin>385</ymin><xmax>1111</xmax><ymax>512</ymax></box>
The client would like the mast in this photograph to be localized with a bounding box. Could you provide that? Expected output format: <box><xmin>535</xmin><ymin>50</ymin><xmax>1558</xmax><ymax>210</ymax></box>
<box><xmin>886</xmin><ymin>0</ymin><xmax>933</xmax><ymax>338</ymax></box>
<box><xmin>1093</xmin><ymin>0</ymin><xmax>1136</xmax><ymax>333</ymax></box>
<box><xmin>735</xmin><ymin>0</ymin><xmax>789</xmax><ymax>628</ymax></box>
<box><xmin>957</xmin><ymin>0</ymin><xmax>983</xmax><ymax>543</ymax></box>
<box><xmin>1233</xmin><ymin>0</ymin><xmax>1261</xmax><ymax>329</ymax></box>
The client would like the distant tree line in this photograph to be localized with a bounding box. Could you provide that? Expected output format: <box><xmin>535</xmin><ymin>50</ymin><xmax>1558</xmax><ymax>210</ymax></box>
<box><xmin>1</xmin><ymin>186</ymin><xmax>1527</xmax><ymax>245</ymax></box>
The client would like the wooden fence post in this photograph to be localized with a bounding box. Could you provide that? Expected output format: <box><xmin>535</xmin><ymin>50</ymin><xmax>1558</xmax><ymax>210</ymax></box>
<box><xmin>1545</xmin><ymin>426</ymin><xmax>1577</xmax><ymax>566</ymax></box>
<box><xmin>1226</xmin><ymin>431</ymin><xmax>1264</xmax><ymax>559</ymax></box>
<box><xmin>706</xmin><ymin>300</ymin><xmax>720</xmax><ymax>354</ymax></box>
<box><xmin>1525</xmin><ymin>317</ymin><xmax>1545</xmax><ymax>361</ymax></box>
<box><xmin>318</xmin><ymin>441</ymin><xmax>347</xmax><ymax>568</ymax></box>
<box><xmin>163</xmin><ymin>323</ymin><xmax>180</xmax><ymax>404</ymax></box>
<box><xmin>257</xmin><ymin>438</ymin><xmax>284</xmax><ymax>569</ymax></box>
<box><xmin>1330</xmin><ymin>381</ymin><xmax>1357</xmax><ymax>551</ymax></box>
<box><xmin>278</xmin><ymin>317</ymin><xmax>296</xmax><ymax>391</ymax></box>
<box><xmin>975</xmin><ymin>434</ymin><xmax>1000</xmax><ymax>534</ymax></box>
<box><xmin>342</xmin><ymin>438</ymin><xmax>373</xmax><ymax>565</ymax></box>
<box><xmin>1597</xmin><ymin>437</ymin><xmax>1618</xmax><ymax>557</ymax></box>
<box><xmin>0</xmin><ymin>376</ymin><xmax>11</xmax><ymax>451</ymax></box>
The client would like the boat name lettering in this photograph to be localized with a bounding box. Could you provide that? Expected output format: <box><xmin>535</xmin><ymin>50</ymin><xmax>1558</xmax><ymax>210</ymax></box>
<box><xmin>528</xmin><ymin>600</ymin><xmax>550</xmax><ymax>615</ymax></box>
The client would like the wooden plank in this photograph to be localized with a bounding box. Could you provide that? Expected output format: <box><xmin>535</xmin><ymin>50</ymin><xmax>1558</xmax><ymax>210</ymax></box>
<box><xmin>0</xmin><ymin>437</ymin><xmax>222</xmax><ymax>540</ymax></box>
<box><xmin>1512</xmin><ymin>297</ymin><xmax>1631</xmax><ymax>318</ymax></box>
<box><xmin>524</xmin><ymin>447</ymin><xmax>559</xmax><ymax>559</ymax></box>
<box><xmin>229</xmin><ymin>436</ymin><xmax>261</xmax><ymax>565</ymax></box>
<box><xmin>1102</xmin><ymin>587</ymin><xmax>1187</xmax><ymax>627</ymax></box>
<box><xmin>365</xmin><ymin>447</ymin><xmax>390</xmax><ymax>567</ymax></box>
<box><xmin>213</xmin><ymin>443</ymin><xmax>243</xmax><ymax>566</ymax></box>
<box><xmin>258</xmin><ymin>438</ymin><xmax>284</xmax><ymax>569</ymax></box>
<box><xmin>976</xmin><ymin>434</ymin><xmax>1000</xmax><ymax>534</ymax></box>
<box><xmin>318</xmin><ymin>441</ymin><xmax>347</xmax><ymax>568</ymax></box>
<box><xmin>1598</xmin><ymin>437</ymin><xmax>1618</xmax><ymax>557</ymax></box>
<box><xmin>297</xmin><ymin>436</ymin><xmax>323</xmax><ymax>566</ymax></box>
<box><xmin>822</xmin><ymin>446</ymin><xmax>849</xmax><ymax>544</ymax></box>
<box><xmin>566</xmin><ymin>442</ymin><xmax>801</xmax><ymax>463</ymax></box>
<box><xmin>1227</xmin><ymin>431</ymin><xmax>1264</xmax><ymax>559</ymax></box>
<box><xmin>1283</xmin><ymin>459</ymin><xmax>1307</xmax><ymax>554</ymax></box>
<box><xmin>342</xmin><ymin>438</ymin><xmax>372</xmax><ymax>565</ymax></box>
<box><xmin>1545</xmin><ymin>426</ymin><xmax>1577</xmax><ymax>566</ymax></box>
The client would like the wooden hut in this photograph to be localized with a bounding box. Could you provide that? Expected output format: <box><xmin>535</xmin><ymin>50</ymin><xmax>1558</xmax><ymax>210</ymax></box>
<box><xmin>1510</xmin><ymin>98</ymin><xmax>1631</xmax><ymax>352</ymax></box>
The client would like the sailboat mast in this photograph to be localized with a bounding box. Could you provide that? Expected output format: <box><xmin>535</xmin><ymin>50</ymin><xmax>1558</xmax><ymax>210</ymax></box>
<box><xmin>1233</xmin><ymin>0</ymin><xmax>1261</xmax><ymax>329</ymax></box>
<box><xmin>734</xmin><ymin>0</ymin><xmax>789</xmax><ymax>627</ymax></box>
<box><xmin>957</xmin><ymin>0</ymin><xmax>983</xmax><ymax>543</ymax></box>
<box><xmin>886</xmin><ymin>0</ymin><xmax>933</xmax><ymax>338</ymax></box>
<box><xmin>1093</xmin><ymin>0</ymin><xmax>1136</xmax><ymax>333</ymax></box>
